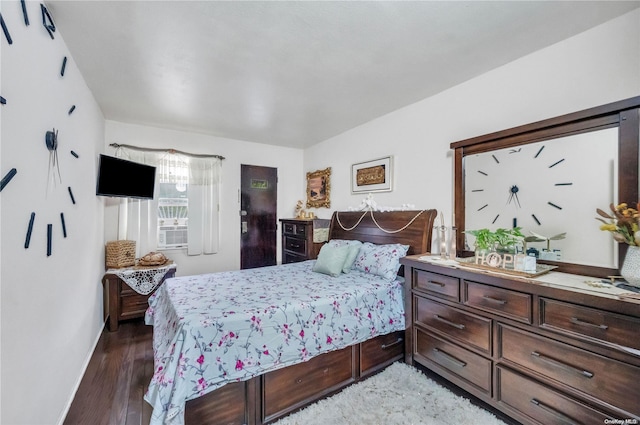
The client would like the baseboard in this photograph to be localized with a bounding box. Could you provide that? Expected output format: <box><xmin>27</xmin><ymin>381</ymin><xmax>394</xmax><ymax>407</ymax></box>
<box><xmin>56</xmin><ymin>320</ymin><xmax>107</xmax><ymax>425</ymax></box>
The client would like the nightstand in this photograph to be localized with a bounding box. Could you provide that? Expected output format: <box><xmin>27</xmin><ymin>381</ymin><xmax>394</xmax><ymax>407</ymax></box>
<box><xmin>279</xmin><ymin>218</ymin><xmax>330</xmax><ymax>263</ymax></box>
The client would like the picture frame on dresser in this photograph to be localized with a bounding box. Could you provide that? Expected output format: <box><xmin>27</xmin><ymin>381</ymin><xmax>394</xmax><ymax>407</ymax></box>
<box><xmin>351</xmin><ymin>156</ymin><xmax>393</xmax><ymax>193</ymax></box>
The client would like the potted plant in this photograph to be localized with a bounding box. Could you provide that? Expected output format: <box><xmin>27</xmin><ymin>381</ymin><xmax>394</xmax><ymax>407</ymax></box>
<box><xmin>465</xmin><ymin>227</ymin><xmax>524</xmax><ymax>255</ymax></box>
<box><xmin>596</xmin><ymin>202</ymin><xmax>640</xmax><ymax>286</ymax></box>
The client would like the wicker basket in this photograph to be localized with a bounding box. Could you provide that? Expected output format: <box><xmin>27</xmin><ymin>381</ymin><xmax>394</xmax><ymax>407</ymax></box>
<box><xmin>105</xmin><ymin>240</ymin><xmax>136</xmax><ymax>268</ymax></box>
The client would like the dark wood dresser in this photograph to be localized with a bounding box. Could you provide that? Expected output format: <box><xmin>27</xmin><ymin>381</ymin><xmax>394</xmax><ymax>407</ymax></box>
<box><xmin>279</xmin><ymin>218</ymin><xmax>330</xmax><ymax>263</ymax></box>
<box><xmin>401</xmin><ymin>254</ymin><xmax>640</xmax><ymax>425</ymax></box>
<box><xmin>102</xmin><ymin>265</ymin><xmax>176</xmax><ymax>331</ymax></box>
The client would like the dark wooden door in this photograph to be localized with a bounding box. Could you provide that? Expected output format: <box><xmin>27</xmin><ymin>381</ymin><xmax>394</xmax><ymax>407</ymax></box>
<box><xmin>240</xmin><ymin>164</ymin><xmax>277</xmax><ymax>269</ymax></box>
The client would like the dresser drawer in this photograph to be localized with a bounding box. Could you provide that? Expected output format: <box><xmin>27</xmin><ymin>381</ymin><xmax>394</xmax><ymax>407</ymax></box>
<box><xmin>496</xmin><ymin>366</ymin><xmax>614</xmax><ymax>425</ymax></box>
<box><xmin>119</xmin><ymin>284</ymin><xmax>151</xmax><ymax>319</ymax></box>
<box><xmin>464</xmin><ymin>281</ymin><xmax>532</xmax><ymax>323</ymax></box>
<box><xmin>414</xmin><ymin>270</ymin><xmax>460</xmax><ymax>301</ymax></box>
<box><xmin>284</xmin><ymin>236</ymin><xmax>307</xmax><ymax>255</ymax></box>
<box><xmin>415</xmin><ymin>328</ymin><xmax>492</xmax><ymax>394</ymax></box>
<box><xmin>540</xmin><ymin>298</ymin><xmax>640</xmax><ymax>352</ymax></box>
<box><xmin>282</xmin><ymin>222</ymin><xmax>307</xmax><ymax>237</ymax></box>
<box><xmin>498</xmin><ymin>324</ymin><xmax>640</xmax><ymax>417</ymax></box>
<box><xmin>414</xmin><ymin>296</ymin><xmax>491</xmax><ymax>354</ymax></box>
<box><xmin>360</xmin><ymin>331</ymin><xmax>404</xmax><ymax>376</ymax></box>
<box><xmin>263</xmin><ymin>346</ymin><xmax>355</xmax><ymax>420</ymax></box>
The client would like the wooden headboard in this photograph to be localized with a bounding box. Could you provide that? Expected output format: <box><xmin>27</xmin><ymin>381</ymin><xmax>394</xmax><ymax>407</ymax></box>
<box><xmin>328</xmin><ymin>210</ymin><xmax>438</xmax><ymax>256</ymax></box>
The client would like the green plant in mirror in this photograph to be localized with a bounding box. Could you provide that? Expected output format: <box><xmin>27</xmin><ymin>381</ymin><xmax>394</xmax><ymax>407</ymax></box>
<box><xmin>465</xmin><ymin>227</ymin><xmax>524</xmax><ymax>252</ymax></box>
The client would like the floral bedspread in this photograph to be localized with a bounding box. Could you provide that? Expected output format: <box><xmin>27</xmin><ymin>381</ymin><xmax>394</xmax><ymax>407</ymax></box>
<box><xmin>144</xmin><ymin>260</ymin><xmax>406</xmax><ymax>425</ymax></box>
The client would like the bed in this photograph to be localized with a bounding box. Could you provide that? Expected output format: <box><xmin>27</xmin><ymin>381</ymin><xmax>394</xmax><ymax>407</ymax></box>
<box><xmin>144</xmin><ymin>209</ymin><xmax>437</xmax><ymax>425</ymax></box>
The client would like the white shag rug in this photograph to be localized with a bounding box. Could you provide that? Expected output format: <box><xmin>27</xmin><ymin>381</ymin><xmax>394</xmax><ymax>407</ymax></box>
<box><xmin>273</xmin><ymin>362</ymin><xmax>508</xmax><ymax>425</ymax></box>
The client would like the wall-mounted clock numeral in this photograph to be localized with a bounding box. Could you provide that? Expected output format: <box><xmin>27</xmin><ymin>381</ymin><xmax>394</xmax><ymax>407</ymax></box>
<box><xmin>548</xmin><ymin>202</ymin><xmax>562</xmax><ymax>210</ymax></box>
<box><xmin>492</xmin><ymin>155</ymin><xmax>499</xmax><ymax>163</ymax></box>
<box><xmin>41</xmin><ymin>4</ymin><xmax>55</xmax><ymax>39</ymax></box>
<box><xmin>549</xmin><ymin>159</ymin><xmax>565</xmax><ymax>168</ymax></box>
<box><xmin>534</xmin><ymin>146</ymin><xmax>545</xmax><ymax>158</ymax></box>
<box><xmin>24</xmin><ymin>212</ymin><xmax>35</xmax><ymax>249</ymax></box>
<box><xmin>513</xmin><ymin>218</ymin><xmax>517</xmax><ymax>228</ymax></box>
<box><xmin>60</xmin><ymin>213</ymin><xmax>67</xmax><ymax>238</ymax></box>
<box><xmin>68</xmin><ymin>105</ymin><xmax>76</xmax><ymax>115</ymax></box>
<box><xmin>0</xmin><ymin>13</ymin><xmax>13</xmax><ymax>45</ymax></box>
<box><xmin>509</xmin><ymin>148</ymin><xmax>521</xmax><ymax>154</ymax></box>
<box><xmin>555</xmin><ymin>182</ymin><xmax>573</xmax><ymax>186</ymax></box>
<box><xmin>0</xmin><ymin>96</ymin><xmax>6</xmax><ymax>105</ymax></box>
<box><xmin>68</xmin><ymin>187</ymin><xmax>76</xmax><ymax>204</ymax></box>
<box><xmin>478</xmin><ymin>170</ymin><xmax>488</xmax><ymax>176</ymax></box>
<box><xmin>478</xmin><ymin>204</ymin><xmax>488</xmax><ymax>211</ymax></box>
<box><xmin>1</xmin><ymin>168</ymin><xmax>17</xmax><ymax>192</ymax></box>
<box><xmin>21</xmin><ymin>0</ymin><xmax>30</xmax><ymax>26</ymax></box>
<box><xmin>471</xmin><ymin>189</ymin><xmax>484</xmax><ymax>192</ymax></box>
<box><xmin>492</xmin><ymin>214</ymin><xmax>499</xmax><ymax>224</ymax></box>
<box><xmin>532</xmin><ymin>214</ymin><xmax>541</xmax><ymax>225</ymax></box>
<box><xmin>47</xmin><ymin>224</ymin><xmax>53</xmax><ymax>256</ymax></box>
<box><xmin>60</xmin><ymin>57</ymin><xmax>67</xmax><ymax>76</ymax></box>
<box><xmin>70</xmin><ymin>150</ymin><xmax>79</xmax><ymax>158</ymax></box>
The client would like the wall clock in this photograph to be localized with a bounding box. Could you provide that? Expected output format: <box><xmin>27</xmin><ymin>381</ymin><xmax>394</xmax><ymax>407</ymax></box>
<box><xmin>466</xmin><ymin>142</ymin><xmax>573</xmax><ymax>231</ymax></box>
<box><xmin>1</xmin><ymin>2</ymin><xmax>81</xmax><ymax>257</ymax></box>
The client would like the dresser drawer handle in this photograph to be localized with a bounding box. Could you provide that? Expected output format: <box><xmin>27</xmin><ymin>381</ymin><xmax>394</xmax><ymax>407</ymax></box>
<box><xmin>482</xmin><ymin>295</ymin><xmax>507</xmax><ymax>305</ymax></box>
<box><xmin>295</xmin><ymin>378</ymin><xmax>303</xmax><ymax>384</ymax></box>
<box><xmin>290</xmin><ymin>243</ymin><xmax>301</xmax><ymax>248</ymax></box>
<box><xmin>433</xmin><ymin>347</ymin><xmax>467</xmax><ymax>368</ymax></box>
<box><xmin>427</xmin><ymin>280</ymin><xmax>445</xmax><ymax>287</ymax></box>
<box><xmin>530</xmin><ymin>399</ymin><xmax>577</xmax><ymax>424</ymax></box>
<box><xmin>433</xmin><ymin>314</ymin><xmax>465</xmax><ymax>330</ymax></box>
<box><xmin>381</xmin><ymin>337</ymin><xmax>404</xmax><ymax>350</ymax></box>
<box><xmin>531</xmin><ymin>351</ymin><xmax>594</xmax><ymax>378</ymax></box>
<box><xmin>570</xmin><ymin>317</ymin><xmax>608</xmax><ymax>330</ymax></box>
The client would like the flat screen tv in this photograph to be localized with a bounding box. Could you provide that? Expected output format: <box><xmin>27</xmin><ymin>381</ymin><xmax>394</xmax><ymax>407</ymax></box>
<box><xmin>96</xmin><ymin>154</ymin><xmax>156</xmax><ymax>199</ymax></box>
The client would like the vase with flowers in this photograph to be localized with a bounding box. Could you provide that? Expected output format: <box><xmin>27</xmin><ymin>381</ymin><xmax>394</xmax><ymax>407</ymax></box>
<box><xmin>596</xmin><ymin>202</ymin><xmax>640</xmax><ymax>287</ymax></box>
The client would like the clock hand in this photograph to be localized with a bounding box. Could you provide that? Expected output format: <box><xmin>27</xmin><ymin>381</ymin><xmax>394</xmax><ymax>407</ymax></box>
<box><xmin>514</xmin><ymin>191</ymin><xmax>521</xmax><ymax>208</ymax></box>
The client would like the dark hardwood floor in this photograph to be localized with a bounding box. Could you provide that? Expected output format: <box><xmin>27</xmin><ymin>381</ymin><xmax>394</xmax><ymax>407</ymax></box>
<box><xmin>64</xmin><ymin>319</ymin><xmax>520</xmax><ymax>425</ymax></box>
<box><xmin>64</xmin><ymin>319</ymin><xmax>153</xmax><ymax>425</ymax></box>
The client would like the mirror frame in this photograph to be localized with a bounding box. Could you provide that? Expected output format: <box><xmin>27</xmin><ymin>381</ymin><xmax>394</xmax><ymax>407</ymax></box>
<box><xmin>452</xmin><ymin>96</ymin><xmax>640</xmax><ymax>278</ymax></box>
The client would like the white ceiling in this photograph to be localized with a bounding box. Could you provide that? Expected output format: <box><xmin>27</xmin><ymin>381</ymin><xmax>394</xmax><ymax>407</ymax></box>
<box><xmin>47</xmin><ymin>1</ymin><xmax>639</xmax><ymax>149</ymax></box>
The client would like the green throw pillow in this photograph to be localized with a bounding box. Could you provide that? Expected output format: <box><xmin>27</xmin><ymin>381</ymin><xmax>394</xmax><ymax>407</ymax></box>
<box><xmin>342</xmin><ymin>244</ymin><xmax>362</xmax><ymax>274</ymax></box>
<box><xmin>313</xmin><ymin>244</ymin><xmax>351</xmax><ymax>277</ymax></box>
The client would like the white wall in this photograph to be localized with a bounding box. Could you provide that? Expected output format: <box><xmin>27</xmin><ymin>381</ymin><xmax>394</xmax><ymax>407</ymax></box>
<box><xmin>304</xmin><ymin>9</ymin><xmax>640</xmax><ymax>237</ymax></box>
<box><xmin>0</xmin><ymin>2</ymin><xmax>106</xmax><ymax>424</ymax></box>
<box><xmin>104</xmin><ymin>121</ymin><xmax>304</xmax><ymax>276</ymax></box>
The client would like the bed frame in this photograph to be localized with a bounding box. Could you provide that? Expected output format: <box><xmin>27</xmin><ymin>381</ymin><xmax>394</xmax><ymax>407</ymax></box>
<box><xmin>184</xmin><ymin>209</ymin><xmax>437</xmax><ymax>425</ymax></box>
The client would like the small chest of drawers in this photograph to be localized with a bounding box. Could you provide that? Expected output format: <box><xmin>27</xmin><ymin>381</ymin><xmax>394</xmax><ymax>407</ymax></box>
<box><xmin>279</xmin><ymin>218</ymin><xmax>330</xmax><ymax>264</ymax></box>
<box><xmin>401</xmin><ymin>255</ymin><xmax>640</xmax><ymax>425</ymax></box>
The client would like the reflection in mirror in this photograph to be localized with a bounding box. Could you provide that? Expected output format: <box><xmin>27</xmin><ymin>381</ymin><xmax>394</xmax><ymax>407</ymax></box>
<box><xmin>464</xmin><ymin>128</ymin><xmax>618</xmax><ymax>268</ymax></box>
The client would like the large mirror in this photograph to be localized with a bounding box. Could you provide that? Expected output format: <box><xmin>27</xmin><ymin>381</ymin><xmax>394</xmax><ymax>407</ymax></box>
<box><xmin>452</xmin><ymin>96</ymin><xmax>640</xmax><ymax>278</ymax></box>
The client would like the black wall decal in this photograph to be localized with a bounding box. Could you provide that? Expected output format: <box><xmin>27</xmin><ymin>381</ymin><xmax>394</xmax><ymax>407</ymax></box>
<box><xmin>60</xmin><ymin>213</ymin><xmax>67</xmax><ymax>237</ymax></box>
<box><xmin>21</xmin><ymin>0</ymin><xmax>29</xmax><ymax>26</ymax></box>
<box><xmin>0</xmin><ymin>168</ymin><xmax>17</xmax><ymax>192</ymax></box>
<box><xmin>60</xmin><ymin>56</ymin><xmax>67</xmax><ymax>76</ymax></box>
<box><xmin>1</xmin><ymin>13</ymin><xmax>13</xmax><ymax>45</ymax></box>
<box><xmin>47</xmin><ymin>224</ymin><xmax>52</xmax><ymax>256</ymax></box>
<box><xmin>25</xmin><ymin>212</ymin><xmax>36</xmax><ymax>249</ymax></box>
<box><xmin>70</xmin><ymin>150</ymin><xmax>79</xmax><ymax>158</ymax></box>
<box><xmin>68</xmin><ymin>105</ymin><xmax>75</xmax><ymax>115</ymax></box>
<box><xmin>68</xmin><ymin>186</ymin><xmax>76</xmax><ymax>204</ymax></box>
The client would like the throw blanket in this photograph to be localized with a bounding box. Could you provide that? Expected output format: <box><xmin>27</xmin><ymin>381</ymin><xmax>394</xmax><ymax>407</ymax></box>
<box><xmin>144</xmin><ymin>261</ymin><xmax>405</xmax><ymax>424</ymax></box>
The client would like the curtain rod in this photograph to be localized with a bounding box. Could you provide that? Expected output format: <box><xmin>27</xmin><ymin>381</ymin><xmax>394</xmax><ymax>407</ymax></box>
<box><xmin>109</xmin><ymin>143</ymin><xmax>225</xmax><ymax>160</ymax></box>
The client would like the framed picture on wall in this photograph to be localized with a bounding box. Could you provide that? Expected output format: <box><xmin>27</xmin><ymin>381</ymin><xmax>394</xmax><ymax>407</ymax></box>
<box><xmin>306</xmin><ymin>167</ymin><xmax>331</xmax><ymax>208</ymax></box>
<box><xmin>351</xmin><ymin>156</ymin><xmax>393</xmax><ymax>193</ymax></box>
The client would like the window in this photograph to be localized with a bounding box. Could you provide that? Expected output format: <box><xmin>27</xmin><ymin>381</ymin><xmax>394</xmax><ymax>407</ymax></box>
<box><xmin>157</xmin><ymin>158</ymin><xmax>189</xmax><ymax>249</ymax></box>
<box><xmin>114</xmin><ymin>145</ymin><xmax>222</xmax><ymax>257</ymax></box>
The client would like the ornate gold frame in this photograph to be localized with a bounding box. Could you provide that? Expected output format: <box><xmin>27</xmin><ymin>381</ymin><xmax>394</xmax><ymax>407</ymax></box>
<box><xmin>306</xmin><ymin>167</ymin><xmax>331</xmax><ymax>208</ymax></box>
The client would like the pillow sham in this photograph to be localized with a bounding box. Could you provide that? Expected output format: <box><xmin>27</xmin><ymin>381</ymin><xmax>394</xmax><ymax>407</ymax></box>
<box><xmin>353</xmin><ymin>242</ymin><xmax>410</xmax><ymax>281</ymax></box>
<box><xmin>312</xmin><ymin>244</ymin><xmax>352</xmax><ymax>277</ymax></box>
<box><xmin>328</xmin><ymin>239</ymin><xmax>363</xmax><ymax>273</ymax></box>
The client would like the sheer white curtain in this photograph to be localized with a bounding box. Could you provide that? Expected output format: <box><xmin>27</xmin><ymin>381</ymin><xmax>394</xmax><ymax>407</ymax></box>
<box><xmin>114</xmin><ymin>147</ymin><xmax>221</xmax><ymax>257</ymax></box>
